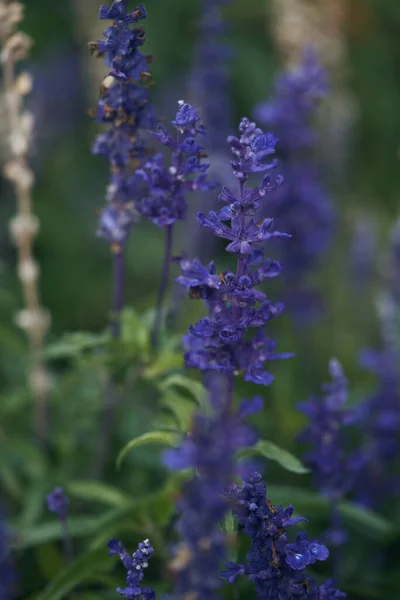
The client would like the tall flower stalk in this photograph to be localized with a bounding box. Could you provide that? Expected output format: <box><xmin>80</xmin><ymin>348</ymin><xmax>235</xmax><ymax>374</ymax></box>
<box><xmin>134</xmin><ymin>100</ymin><xmax>214</xmax><ymax>348</ymax></box>
<box><xmin>91</xmin><ymin>0</ymin><xmax>156</xmax><ymax>333</ymax></box>
<box><xmin>1</xmin><ymin>1</ymin><xmax>51</xmax><ymax>445</ymax></box>
<box><xmin>178</xmin><ymin>118</ymin><xmax>291</xmax><ymax>403</ymax></box>
<box><xmin>90</xmin><ymin>0</ymin><xmax>155</xmax><ymax>474</ymax></box>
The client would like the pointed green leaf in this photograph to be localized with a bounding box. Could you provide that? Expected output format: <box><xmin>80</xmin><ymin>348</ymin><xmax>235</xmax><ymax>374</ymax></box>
<box><xmin>239</xmin><ymin>440</ymin><xmax>309</xmax><ymax>474</ymax></box>
<box><xmin>43</xmin><ymin>332</ymin><xmax>110</xmax><ymax>360</ymax></box>
<box><xmin>116</xmin><ymin>431</ymin><xmax>180</xmax><ymax>470</ymax></box>
<box><xmin>66</xmin><ymin>481</ymin><xmax>132</xmax><ymax>507</ymax></box>
<box><xmin>159</xmin><ymin>374</ymin><xmax>206</xmax><ymax>406</ymax></box>
<box><xmin>160</xmin><ymin>391</ymin><xmax>196</xmax><ymax>432</ymax></box>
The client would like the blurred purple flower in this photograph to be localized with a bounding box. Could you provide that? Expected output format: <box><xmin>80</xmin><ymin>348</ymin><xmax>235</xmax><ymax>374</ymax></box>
<box><xmin>164</xmin><ymin>397</ymin><xmax>262</xmax><ymax>600</ymax></box>
<box><xmin>46</xmin><ymin>487</ymin><xmax>69</xmax><ymax>520</ymax></box>
<box><xmin>255</xmin><ymin>49</ymin><xmax>334</xmax><ymax>322</ymax></box>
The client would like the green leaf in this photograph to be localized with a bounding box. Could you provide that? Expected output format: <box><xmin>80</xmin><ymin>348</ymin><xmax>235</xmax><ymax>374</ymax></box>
<box><xmin>0</xmin><ymin>462</ymin><xmax>24</xmax><ymax>501</ymax></box>
<box><xmin>43</xmin><ymin>331</ymin><xmax>110</xmax><ymax>360</ymax></box>
<box><xmin>159</xmin><ymin>374</ymin><xmax>207</xmax><ymax>406</ymax></box>
<box><xmin>239</xmin><ymin>440</ymin><xmax>310</xmax><ymax>475</ymax></box>
<box><xmin>121</xmin><ymin>307</ymin><xmax>150</xmax><ymax>354</ymax></box>
<box><xmin>13</xmin><ymin>516</ymin><xmax>108</xmax><ymax>550</ymax></box>
<box><xmin>116</xmin><ymin>431</ymin><xmax>180</xmax><ymax>470</ymax></box>
<box><xmin>268</xmin><ymin>485</ymin><xmax>393</xmax><ymax>542</ymax></box>
<box><xmin>160</xmin><ymin>391</ymin><xmax>196</xmax><ymax>432</ymax></box>
<box><xmin>143</xmin><ymin>336</ymin><xmax>183</xmax><ymax>379</ymax></box>
<box><xmin>66</xmin><ymin>481</ymin><xmax>132</xmax><ymax>507</ymax></box>
<box><xmin>35</xmin><ymin>547</ymin><xmax>112</xmax><ymax>600</ymax></box>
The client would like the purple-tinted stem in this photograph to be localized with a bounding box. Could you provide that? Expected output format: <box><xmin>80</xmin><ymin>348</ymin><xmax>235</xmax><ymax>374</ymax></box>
<box><xmin>111</xmin><ymin>250</ymin><xmax>125</xmax><ymax>340</ymax></box>
<box><xmin>93</xmin><ymin>250</ymin><xmax>125</xmax><ymax>478</ymax></box>
<box><xmin>330</xmin><ymin>499</ymin><xmax>341</xmax><ymax>584</ymax></box>
<box><xmin>61</xmin><ymin>517</ymin><xmax>74</xmax><ymax>564</ymax></box>
<box><xmin>151</xmin><ymin>225</ymin><xmax>173</xmax><ymax>350</ymax></box>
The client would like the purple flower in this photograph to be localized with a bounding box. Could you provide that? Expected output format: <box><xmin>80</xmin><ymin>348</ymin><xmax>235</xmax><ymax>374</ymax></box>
<box><xmin>221</xmin><ymin>472</ymin><xmax>344</xmax><ymax>600</ymax></box>
<box><xmin>134</xmin><ymin>101</ymin><xmax>215</xmax><ymax>228</ymax></box>
<box><xmin>298</xmin><ymin>359</ymin><xmax>354</xmax><ymax>499</ymax></box>
<box><xmin>91</xmin><ymin>1</ymin><xmax>156</xmax><ymax>246</ymax></box>
<box><xmin>108</xmin><ymin>538</ymin><xmax>155</xmax><ymax>600</ymax></box>
<box><xmin>163</xmin><ymin>399</ymin><xmax>262</xmax><ymax>600</ymax></box>
<box><xmin>255</xmin><ymin>49</ymin><xmax>334</xmax><ymax>322</ymax></box>
<box><xmin>177</xmin><ymin>118</ymin><xmax>291</xmax><ymax>384</ymax></box>
<box><xmin>46</xmin><ymin>487</ymin><xmax>69</xmax><ymax>520</ymax></box>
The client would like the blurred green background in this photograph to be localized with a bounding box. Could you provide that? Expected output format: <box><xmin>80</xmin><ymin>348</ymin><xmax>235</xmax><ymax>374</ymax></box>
<box><xmin>1</xmin><ymin>0</ymin><xmax>400</xmax><ymax>598</ymax></box>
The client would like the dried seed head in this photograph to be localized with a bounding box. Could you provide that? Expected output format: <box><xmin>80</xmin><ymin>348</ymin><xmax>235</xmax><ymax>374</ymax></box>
<box><xmin>4</xmin><ymin>160</ymin><xmax>35</xmax><ymax>189</ymax></box>
<box><xmin>29</xmin><ymin>364</ymin><xmax>53</xmax><ymax>397</ymax></box>
<box><xmin>15</xmin><ymin>71</ymin><xmax>33</xmax><ymax>95</ymax></box>
<box><xmin>3</xmin><ymin>31</ymin><xmax>32</xmax><ymax>62</ymax></box>
<box><xmin>15</xmin><ymin>307</ymin><xmax>50</xmax><ymax>335</ymax></box>
<box><xmin>18</xmin><ymin>258</ymin><xmax>39</xmax><ymax>282</ymax></box>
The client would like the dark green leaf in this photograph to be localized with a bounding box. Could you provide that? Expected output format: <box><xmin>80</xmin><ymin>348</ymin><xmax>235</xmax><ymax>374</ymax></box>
<box><xmin>239</xmin><ymin>440</ymin><xmax>310</xmax><ymax>474</ymax></box>
<box><xmin>268</xmin><ymin>485</ymin><xmax>393</xmax><ymax>542</ymax></box>
<box><xmin>66</xmin><ymin>481</ymin><xmax>132</xmax><ymax>507</ymax></box>
<box><xmin>116</xmin><ymin>431</ymin><xmax>180</xmax><ymax>470</ymax></box>
<box><xmin>43</xmin><ymin>331</ymin><xmax>110</xmax><ymax>360</ymax></box>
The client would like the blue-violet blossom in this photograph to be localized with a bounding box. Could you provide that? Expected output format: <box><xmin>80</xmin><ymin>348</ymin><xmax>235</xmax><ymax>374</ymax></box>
<box><xmin>221</xmin><ymin>472</ymin><xmax>346</xmax><ymax>599</ymax></box>
<box><xmin>134</xmin><ymin>101</ymin><xmax>214</xmax><ymax>228</ymax></box>
<box><xmin>91</xmin><ymin>0</ymin><xmax>156</xmax><ymax>247</ymax></box>
<box><xmin>108</xmin><ymin>538</ymin><xmax>155</xmax><ymax>599</ymax></box>
<box><xmin>177</xmin><ymin>118</ymin><xmax>292</xmax><ymax>387</ymax></box>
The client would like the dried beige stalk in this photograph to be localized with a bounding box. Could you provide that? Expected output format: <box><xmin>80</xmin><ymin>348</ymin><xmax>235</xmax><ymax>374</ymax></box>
<box><xmin>1</xmin><ymin>1</ymin><xmax>51</xmax><ymax>443</ymax></box>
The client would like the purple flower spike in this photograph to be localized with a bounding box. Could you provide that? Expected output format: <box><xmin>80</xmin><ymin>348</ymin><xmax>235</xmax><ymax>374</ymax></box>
<box><xmin>134</xmin><ymin>101</ymin><xmax>215</xmax><ymax>229</ymax></box>
<box><xmin>108</xmin><ymin>538</ymin><xmax>155</xmax><ymax>600</ymax></box>
<box><xmin>221</xmin><ymin>472</ymin><xmax>345</xmax><ymax>599</ymax></box>
<box><xmin>178</xmin><ymin>117</ymin><xmax>292</xmax><ymax>384</ymax></box>
<box><xmin>91</xmin><ymin>1</ymin><xmax>156</xmax><ymax>246</ymax></box>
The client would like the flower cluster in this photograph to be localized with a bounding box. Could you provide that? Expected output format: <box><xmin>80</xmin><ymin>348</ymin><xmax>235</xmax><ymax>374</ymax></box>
<box><xmin>108</xmin><ymin>538</ymin><xmax>155</xmax><ymax>600</ymax></box>
<box><xmin>222</xmin><ymin>472</ymin><xmax>345</xmax><ymax>599</ymax></box>
<box><xmin>177</xmin><ymin>118</ymin><xmax>291</xmax><ymax>385</ymax></box>
<box><xmin>164</xmin><ymin>396</ymin><xmax>262</xmax><ymax>600</ymax></box>
<box><xmin>191</xmin><ymin>0</ymin><xmax>233</xmax><ymax>150</ymax></box>
<box><xmin>134</xmin><ymin>101</ymin><xmax>214</xmax><ymax>228</ymax></box>
<box><xmin>91</xmin><ymin>1</ymin><xmax>156</xmax><ymax>247</ymax></box>
<box><xmin>255</xmin><ymin>49</ymin><xmax>334</xmax><ymax>320</ymax></box>
<box><xmin>297</xmin><ymin>359</ymin><xmax>356</xmax><ymax>548</ymax></box>
<box><xmin>46</xmin><ymin>487</ymin><xmax>70</xmax><ymax>520</ymax></box>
